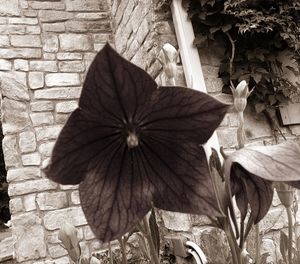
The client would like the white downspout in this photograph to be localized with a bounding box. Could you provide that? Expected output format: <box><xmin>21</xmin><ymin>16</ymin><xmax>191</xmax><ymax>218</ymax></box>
<box><xmin>170</xmin><ymin>0</ymin><xmax>221</xmax><ymax>157</ymax></box>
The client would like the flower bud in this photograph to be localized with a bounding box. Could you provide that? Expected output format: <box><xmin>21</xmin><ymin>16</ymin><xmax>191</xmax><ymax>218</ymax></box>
<box><xmin>275</xmin><ymin>182</ymin><xmax>294</xmax><ymax>208</ymax></box>
<box><xmin>160</xmin><ymin>43</ymin><xmax>178</xmax><ymax>80</ymax></box>
<box><xmin>232</xmin><ymin>81</ymin><xmax>249</xmax><ymax>113</ymax></box>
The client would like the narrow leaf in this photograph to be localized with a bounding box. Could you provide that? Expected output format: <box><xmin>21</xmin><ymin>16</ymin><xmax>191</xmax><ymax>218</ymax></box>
<box><xmin>149</xmin><ymin>208</ymin><xmax>160</xmax><ymax>255</ymax></box>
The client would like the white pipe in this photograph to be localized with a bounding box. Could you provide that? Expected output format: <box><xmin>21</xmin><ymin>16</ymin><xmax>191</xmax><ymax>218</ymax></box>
<box><xmin>170</xmin><ymin>0</ymin><xmax>222</xmax><ymax>159</ymax></box>
<box><xmin>187</xmin><ymin>248</ymin><xmax>203</xmax><ymax>264</ymax></box>
<box><xmin>186</xmin><ymin>240</ymin><xmax>207</xmax><ymax>264</ymax></box>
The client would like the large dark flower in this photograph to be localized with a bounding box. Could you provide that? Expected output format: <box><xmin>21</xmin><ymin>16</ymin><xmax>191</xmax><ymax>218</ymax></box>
<box><xmin>45</xmin><ymin>44</ymin><xmax>228</xmax><ymax>242</ymax></box>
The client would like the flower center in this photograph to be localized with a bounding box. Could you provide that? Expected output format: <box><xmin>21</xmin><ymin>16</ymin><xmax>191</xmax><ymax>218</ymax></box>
<box><xmin>127</xmin><ymin>132</ymin><xmax>139</xmax><ymax>148</ymax></box>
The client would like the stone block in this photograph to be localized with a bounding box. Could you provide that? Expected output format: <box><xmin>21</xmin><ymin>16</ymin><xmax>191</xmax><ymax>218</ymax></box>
<box><xmin>76</xmin><ymin>12</ymin><xmax>109</xmax><ymax>20</ymax></box>
<box><xmin>48</xmin><ymin>244</ymin><xmax>68</xmax><ymax>259</ymax></box>
<box><xmin>23</xmin><ymin>10</ymin><xmax>38</xmax><ymax>17</ymax></box>
<box><xmin>30</xmin><ymin>60</ymin><xmax>57</xmax><ymax>72</ymax></box>
<box><xmin>7</xmin><ymin>167</ymin><xmax>41</xmax><ymax>182</ymax></box>
<box><xmin>31</xmin><ymin>101</ymin><xmax>54</xmax><ymax>112</ymax></box>
<box><xmin>8</xmin><ymin>179</ymin><xmax>57</xmax><ymax>196</ymax></box>
<box><xmin>162</xmin><ymin>211</ymin><xmax>191</xmax><ymax>231</ymax></box>
<box><xmin>14</xmin><ymin>59</ymin><xmax>29</xmax><ymax>71</ymax></box>
<box><xmin>36</xmin><ymin>192</ymin><xmax>67</xmax><ymax>211</ymax></box>
<box><xmin>0</xmin><ymin>48</ymin><xmax>41</xmax><ymax>59</ymax></box>
<box><xmin>9</xmin><ymin>198</ymin><xmax>23</xmax><ymax>214</ymax></box>
<box><xmin>12</xmin><ymin>213</ymin><xmax>46</xmax><ymax>262</ymax></box>
<box><xmin>35</xmin><ymin>125</ymin><xmax>62</xmax><ymax>141</ymax></box>
<box><xmin>0</xmin><ymin>59</ymin><xmax>12</xmax><ymax>71</ymax></box>
<box><xmin>0</xmin><ymin>78</ymin><xmax>30</xmax><ymax>101</ymax></box>
<box><xmin>0</xmin><ymin>35</ymin><xmax>9</xmax><ymax>47</ymax></box>
<box><xmin>19</xmin><ymin>131</ymin><xmax>37</xmax><ymax>153</ymax></box>
<box><xmin>0</xmin><ymin>0</ymin><xmax>20</xmax><ymax>16</ymax></box>
<box><xmin>94</xmin><ymin>33</ymin><xmax>111</xmax><ymax>43</ymax></box>
<box><xmin>71</xmin><ymin>190</ymin><xmax>80</xmax><ymax>205</ymax></box>
<box><xmin>58</xmin><ymin>61</ymin><xmax>85</xmax><ymax>72</ymax></box>
<box><xmin>65</xmin><ymin>20</ymin><xmax>89</xmax><ymax>33</ymax></box>
<box><xmin>45</xmin><ymin>73</ymin><xmax>80</xmax><ymax>87</ymax></box>
<box><xmin>43</xmin><ymin>34</ymin><xmax>59</xmax><ymax>53</ymax></box>
<box><xmin>0</xmin><ymin>70</ymin><xmax>27</xmax><ymax>85</ymax></box>
<box><xmin>216</xmin><ymin>127</ymin><xmax>238</xmax><ymax>148</ymax></box>
<box><xmin>57</xmin><ymin>52</ymin><xmax>82</xmax><ymax>60</ymax></box>
<box><xmin>22</xmin><ymin>152</ymin><xmax>41</xmax><ymax>166</ymax></box>
<box><xmin>30</xmin><ymin>112</ymin><xmax>54</xmax><ymax>126</ymax></box>
<box><xmin>29</xmin><ymin>72</ymin><xmax>44</xmax><ymax>89</ymax></box>
<box><xmin>59</xmin><ymin>184</ymin><xmax>78</xmax><ymax>190</ymax></box>
<box><xmin>56</xmin><ymin>113</ymin><xmax>71</xmax><ymax>124</ymax></box>
<box><xmin>34</xmin><ymin>87</ymin><xmax>82</xmax><ymax>100</ymax></box>
<box><xmin>26</xmin><ymin>25</ymin><xmax>41</xmax><ymax>34</ymax></box>
<box><xmin>44</xmin><ymin>207</ymin><xmax>87</xmax><ymax>230</ymax></box>
<box><xmin>29</xmin><ymin>1</ymin><xmax>65</xmax><ymax>10</ymax></box>
<box><xmin>38</xmin><ymin>141</ymin><xmax>55</xmax><ymax>156</ymax></box>
<box><xmin>9</xmin><ymin>17</ymin><xmax>38</xmax><ymax>25</ymax></box>
<box><xmin>2</xmin><ymin>135</ymin><xmax>19</xmax><ymax>167</ymax></box>
<box><xmin>42</xmin><ymin>22</ymin><xmax>65</xmax><ymax>32</ymax></box>
<box><xmin>260</xmin><ymin>207</ymin><xmax>287</xmax><ymax>231</ymax></box>
<box><xmin>136</xmin><ymin>18</ymin><xmax>149</xmax><ymax>44</ymax></box>
<box><xmin>56</xmin><ymin>101</ymin><xmax>78</xmax><ymax>113</ymax></box>
<box><xmin>2</xmin><ymin>106</ymin><xmax>31</xmax><ymax>134</ymax></box>
<box><xmin>66</xmin><ymin>0</ymin><xmax>108</xmax><ymax>11</ymax></box>
<box><xmin>43</xmin><ymin>53</ymin><xmax>56</xmax><ymax>60</ymax></box>
<box><xmin>202</xmin><ymin>65</ymin><xmax>223</xmax><ymax>93</ymax></box>
<box><xmin>83</xmin><ymin>225</ymin><xmax>95</xmax><ymax>240</ymax></box>
<box><xmin>23</xmin><ymin>194</ymin><xmax>36</xmax><ymax>211</ymax></box>
<box><xmin>59</xmin><ymin>34</ymin><xmax>92</xmax><ymax>51</ymax></box>
<box><xmin>39</xmin><ymin>10</ymin><xmax>73</xmax><ymax>23</ymax></box>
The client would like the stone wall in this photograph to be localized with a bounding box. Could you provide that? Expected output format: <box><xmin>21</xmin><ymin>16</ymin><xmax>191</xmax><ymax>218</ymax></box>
<box><xmin>0</xmin><ymin>0</ymin><xmax>113</xmax><ymax>263</ymax></box>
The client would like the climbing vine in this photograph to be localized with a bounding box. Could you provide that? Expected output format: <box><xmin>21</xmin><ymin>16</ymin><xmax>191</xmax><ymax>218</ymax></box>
<box><xmin>184</xmin><ymin>0</ymin><xmax>300</xmax><ymax>114</ymax></box>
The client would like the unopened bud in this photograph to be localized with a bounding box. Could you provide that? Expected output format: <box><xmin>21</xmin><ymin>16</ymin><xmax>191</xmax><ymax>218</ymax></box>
<box><xmin>275</xmin><ymin>182</ymin><xmax>294</xmax><ymax>208</ymax></box>
<box><xmin>232</xmin><ymin>81</ymin><xmax>250</xmax><ymax>112</ymax></box>
<box><xmin>160</xmin><ymin>43</ymin><xmax>178</xmax><ymax>81</ymax></box>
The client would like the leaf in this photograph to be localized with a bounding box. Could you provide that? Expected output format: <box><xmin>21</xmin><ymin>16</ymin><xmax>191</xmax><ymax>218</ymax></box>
<box><xmin>224</xmin><ymin>141</ymin><xmax>300</xmax><ymax>183</ymax></box>
<box><xmin>280</xmin><ymin>231</ymin><xmax>288</xmax><ymax>262</ymax></box>
<box><xmin>149</xmin><ymin>208</ymin><xmax>160</xmax><ymax>256</ymax></box>
<box><xmin>222</xmin><ymin>24</ymin><xmax>232</xmax><ymax>32</ymax></box>
<box><xmin>136</xmin><ymin>232</ymin><xmax>150</xmax><ymax>260</ymax></box>
<box><xmin>46</xmin><ymin>44</ymin><xmax>228</xmax><ymax>242</ymax></box>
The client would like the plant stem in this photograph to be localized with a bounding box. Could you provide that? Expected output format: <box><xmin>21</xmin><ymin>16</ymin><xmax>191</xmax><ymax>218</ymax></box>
<box><xmin>255</xmin><ymin>224</ymin><xmax>261</xmax><ymax>264</ymax></box>
<box><xmin>118</xmin><ymin>237</ymin><xmax>128</xmax><ymax>264</ymax></box>
<box><xmin>142</xmin><ymin>216</ymin><xmax>160</xmax><ymax>264</ymax></box>
<box><xmin>224</xmin><ymin>221</ymin><xmax>241</xmax><ymax>264</ymax></box>
<box><xmin>286</xmin><ymin>205</ymin><xmax>293</xmax><ymax>264</ymax></box>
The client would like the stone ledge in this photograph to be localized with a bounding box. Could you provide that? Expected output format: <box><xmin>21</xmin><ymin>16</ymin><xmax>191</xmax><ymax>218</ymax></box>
<box><xmin>0</xmin><ymin>236</ymin><xmax>14</xmax><ymax>263</ymax></box>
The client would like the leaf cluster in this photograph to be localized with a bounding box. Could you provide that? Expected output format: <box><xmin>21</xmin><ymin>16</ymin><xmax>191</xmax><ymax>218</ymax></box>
<box><xmin>185</xmin><ymin>0</ymin><xmax>300</xmax><ymax>112</ymax></box>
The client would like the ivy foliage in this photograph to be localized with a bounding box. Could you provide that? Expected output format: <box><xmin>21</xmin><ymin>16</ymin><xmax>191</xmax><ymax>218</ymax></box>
<box><xmin>184</xmin><ymin>0</ymin><xmax>300</xmax><ymax>113</ymax></box>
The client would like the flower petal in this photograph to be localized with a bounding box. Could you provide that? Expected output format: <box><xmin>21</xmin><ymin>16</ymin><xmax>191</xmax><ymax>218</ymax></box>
<box><xmin>44</xmin><ymin>109</ymin><xmax>122</xmax><ymax>184</ymax></box>
<box><xmin>79</xmin><ymin>43</ymin><xmax>157</xmax><ymax>123</ymax></box>
<box><xmin>231</xmin><ymin>164</ymin><xmax>273</xmax><ymax>223</ymax></box>
<box><xmin>224</xmin><ymin>141</ymin><xmax>300</xmax><ymax>182</ymax></box>
<box><xmin>138</xmin><ymin>86</ymin><xmax>229</xmax><ymax>144</ymax></box>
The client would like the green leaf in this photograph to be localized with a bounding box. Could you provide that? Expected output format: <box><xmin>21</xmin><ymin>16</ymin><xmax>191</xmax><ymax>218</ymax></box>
<box><xmin>149</xmin><ymin>208</ymin><xmax>160</xmax><ymax>256</ymax></box>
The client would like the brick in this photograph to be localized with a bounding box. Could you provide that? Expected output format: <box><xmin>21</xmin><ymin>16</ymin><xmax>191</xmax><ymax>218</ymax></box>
<box><xmin>58</xmin><ymin>61</ymin><xmax>85</xmax><ymax>72</ymax></box>
<box><xmin>0</xmin><ymin>48</ymin><xmax>41</xmax><ymax>59</ymax></box>
<box><xmin>42</xmin><ymin>34</ymin><xmax>58</xmax><ymax>52</ymax></box>
<box><xmin>19</xmin><ymin>131</ymin><xmax>37</xmax><ymax>153</ymax></box>
<box><xmin>9</xmin><ymin>198</ymin><xmax>23</xmax><ymax>214</ymax></box>
<box><xmin>44</xmin><ymin>207</ymin><xmax>87</xmax><ymax>230</ymax></box>
<box><xmin>2</xmin><ymin>135</ymin><xmax>19</xmax><ymax>168</ymax></box>
<box><xmin>23</xmin><ymin>194</ymin><xmax>36</xmax><ymax>212</ymax></box>
<box><xmin>30</xmin><ymin>60</ymin><xmax>57</xmax><ymax>72</ymax></box>
<box><xmin>0</xmin><ymin>75</ymin><xmax>29</xmax><ymax>100</ymax></box>
<box><xmin>0</xmin><ymin>59</ymin><xmax>12</xmax><ymax>71</ymax></box>
<box><xmin>22</xmin><ymin>152</ymin><xmax>41</xmax><ymax>166</ymax></box>
<box><xmin>39</xmin><ymin>10</ymin><xmax>73</xmax><ymax>23</ymax></box>
<box><xmin>8</xmin><ymin>179</ymin><xmax>57</xmax><ymax>196</ymax></box>
<box><xmin>38</xmin><ymin>141</ymin><xmax>55</xmax><ymax>156</ymax></box>
<box><xmin>29</xmin><ymin>72</ymin><xmax>44</xmax><ymax>89</ymax></box>
<box><xmin>65</xmin><ymin>21</ymin><xmax>88</xmax><ymax>33</ymax></box>
<box><xmin>20</xmin><ymin>0</ymin><xmax>29</xmax><ymax>8</ymax></box>
<box><xmin>66</xmin><ymin>0</ymin><xmax>108</xmax><ymax>11</ymax></box>
<box><xmin>0</xmin><ymin>0</ymin><xmax>20</xmax><ymax>16</ymax></box>
<box><xmin>23</xmin><ymin>10</ymin><xmax>38</xmax><ymax>17</ymax></box>
<box><xmin>216</xmin><ymin>128</ymin><xmax>238</xmax><ymax>148</ymax></box>
<box><xmin>45</xmin><ymin>73</ymin><xmax>80</xmax><ymax>87</ymax></box>
<box><xmin>35</xmin><ymin>125</ymin><xmax>62</xmax><ymax>141</ymax></box>
<box><xmin>11</xmin><ymin>213</ymin><xmax>46</xmax><ymax>262</ymax></box>
<box><xmin>28</xmin><ymin>1</ymin><xmax>65</xmax><ymax>10</ymax></box>
<box><xmin>56</xmin><ymin>113</ymin><xmax>71</xmax><ymax>124</ymax></box>
<box><xmin>48</xmin><ymin>244</ymin><xmax>68</xmax><ymax>259</ymax></box>
<box><xmin>42</xmin><ymin>22</ymin><xmax>65</xmax><ymax>32</ymax></box>
<box><xmin>31</xmin><ymin>101</ymin><xmax>54</xmax><ymax>112</ymax></box>
<box><xmin>71</xmin><ymin>190</ymin><xmax>80</xmax><ymax>205</ymax></box>
<box><xmin>94</xmin><ymin>33</ymin><xmax>111</xmax><ymax>43</ymax></box>
<box><xmin>56</xmin><ymin>101</ymin><xmax>78</xmax><ymax>113</ymax></box>
<box><xmin>76</xmin><ymin>12</ymin><xmax>109</xmax><ymax>20</ymax></box>
<box><xmin>137</xmin><ymin>18</ymin><xmax>150</xmax><ymax>44</ymax></box>
<box><xmin>59</xmin><ymin>184</ymin><xmax>78</xmax><ymax>190</ymax></box>
<box><xmin>9</xmin><ymin>18</ymin><xmax>38</xmax><ymax>25</ymax></box>
<box><xmin>59</xmin><ymin>34</ymin><xmax>92</xmax><ymax>51</ymax></box>
<box><xmin>30</xmin><ymin>112</ymin><xmax>54</xmax><ymax>126</ymax></box>
<box><xmin>162</xmin><ymin>211</ymin><xmax>191</xmax><ymax>231</ymax></box>
<box><xmin>36</xmin><ymin>192</ymin><xmax>67</xmax><ymax>211</ymax></box>
<box><xmin>43</xmin><ymin>53</ymin><xmax>56</xmax><ymax>60</ymax></box>
<box><xmin>57</xmin><ymin>52</ymin><xmax>82</xmax><ymax>60</ymax></box>
<box><xmin>34</xmin><ymin>87</ymin><xmax>82</xmax><ymax>100</ymax></box>
<box><xmin>0</xmin><ymin>35</ymin><xmax>9</xmax><ymax>47</ymax></box>
<box><xmin>26</xmin><ymin>25</ymin><xmax>41</xmax><ymax>34</ymax></box>
<box><xmin>83</xmin><ymin>226</ymin><xmax>95</xmax><ymax>240</ymax></box>
<box><xmin>7</xmin><ymin>167</ymin><xmax>41</xmax><ymax>182</ymax></box>
<box><xmin>14</xmin><ymin>59</ymin><xmax>29</xmax><ymax>71</ymax></box>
